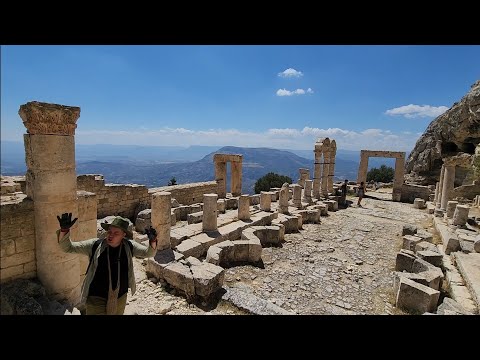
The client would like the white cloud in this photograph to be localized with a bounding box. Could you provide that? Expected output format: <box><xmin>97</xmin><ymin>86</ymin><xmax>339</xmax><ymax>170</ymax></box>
<box><xmin>276</xmin><ymin>88</ymin><xmax>313</xmax><ymax>96</ymax></box>
<box><xmin>278</xmin><ymin>68</ymin><xmax>303</xmax><ymax>78</ymax></box>
<box><xmin>385</xmin><ymin>104</ymin><xmax>449</xmax><ymax>118</ymax></box>
<box><xmin>73</xmin><ymin>126</ymin><xmax>419</xmax><ymax>151</ymax></box>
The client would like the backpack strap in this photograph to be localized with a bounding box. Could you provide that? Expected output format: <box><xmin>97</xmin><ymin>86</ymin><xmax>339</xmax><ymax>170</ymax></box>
<box><xmin>86</xmin><ymin>239</ymin><xmax>103</xmax><ymax>274</ymax></box>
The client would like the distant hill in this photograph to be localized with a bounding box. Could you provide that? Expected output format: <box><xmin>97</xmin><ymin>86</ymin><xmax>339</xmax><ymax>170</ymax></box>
<box><xmin>74</xmin><ymin>146</ymin><xmax>359</xmax><ymax>194</ymax></box>
<box><xmin>2</xmin><ymin>142</ymin><xmax>402</xmax><ymax>193</ymax></box>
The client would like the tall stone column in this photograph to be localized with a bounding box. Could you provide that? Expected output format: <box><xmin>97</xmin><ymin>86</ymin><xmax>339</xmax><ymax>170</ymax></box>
<box><xmin>203</xmin><ymin>194</ymin><xmax>218</xmax><ymax>232</ymax></box>
<box><xmin>322</xmin><ymin>150</ymin><xmax>330</xmax><ymax>197</ymax></box>
<box><xmin>436</xmin><ymin>165</ymin><xmax>445</xmax><ymax>210</ymax></box>
<box><xmin>440</xmin><ymin>164</ymin><xmax>455</xmax><ymax>211</ymax></box>
<box><xmin>151</xmin><ymin>192</ymin><xmax>171</xmax><ymax>251</ymax></box>
<box><xmin>231</xmin><ymin>159</ymin><xmax>243</xmax><ymax>197</ymax></box>
<box><xmin>313</xmin><ymin>148</ymin><xmax>322</xmax><ymax>199</ymax></box>
<box><xmin>434</xmin><ymin>182</ymin><xmax>439</xmax><ymax>204</ymax></box>
<box><xmin>214</xmin><ymin>155</ymin><xmax>227</xmax><ymax>198</ymax></box>
<box><xmin>238</xmin><ymin>194</ymin><xmax>250</xmax><ymax>221</ymax></box>
<box><xmin>357</xmin><ymin>150</ymin><xmax>369</xmax><ymax>185</ymax></box>
<box><xmin>279</xmin><ymin>183</ymin><xmax>289</xmax><ymax>214</ymax></box>
<box><xmin>327</xmin><ymin>140</ymin><xmax>336</xmax><ymax>193</ymax></box>
<box><xmin>19</xmin><ymin>101</ymin><xmax>81</xmax><ymax>303</ymax></box>
<box><xmin>392</xmin><ymin>154</ymin><xmax>405</xmax><ymax>202</ymax></box>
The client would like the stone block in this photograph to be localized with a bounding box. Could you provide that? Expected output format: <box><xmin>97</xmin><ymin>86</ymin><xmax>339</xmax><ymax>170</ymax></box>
<box><xmin>233</xmin><ymin>240</ymin><xmax>250</xmax><ymax>262</ymax></box>
<box><xmin>395</xmin><ymin>249</ymin><xmax>417</xmax><ymax>271</ymax></box>
<box><xmin>415</xmin><ymin>231</ymin><xmax>433</xmax><ymax>243</ymax></box>
<box><xmin>187</xmin><ymin>211</ymin><xmax>203</xmax><ymax>225</ymax></box>
<box><xmin>415</xmin><ymin>241</ymin><xmax>438</xmax><ymax>253</ymax></box>
<box><xmin>190</xmin><ymin>262</ymin><xmax>224</xmax><ymax>299</ymax></box>
<box><xmin>396</xmin><ymin>277</ymin><xmax>440</xmax><ymax>314</ymax></box>
<box><xmin>402</xmin><ymin>224</ymin><xmax>418</xmax><ymax>236</ymax></box>
<box><xmin>163</xmin><ymin>262</ymin><xmax>195</xmax><ymax>299</ymax></box>
<box><xmin>417</xmin><ymin>250</ymin><xmax>443</xmax><ymax>268</ymax></box>
<box><xmin>175</xmin><ymin>239</ymin><xmax>204</xmax><ymax>259</ymax></box>
<box><xmin>403</xmin><ymin>235</ymin><xmax>424</xmax><ymax>251</ymax></box>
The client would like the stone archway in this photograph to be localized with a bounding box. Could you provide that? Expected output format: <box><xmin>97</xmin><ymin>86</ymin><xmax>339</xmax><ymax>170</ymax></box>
<box><xmin>357</xmin><ymin>150</ymin><xmax>406</xmax><ymax>201</ymax></box>
<box><xmin>213</xmin><ymin>154</ymin><xmax>243</xmax><ymax>198</ymax></box>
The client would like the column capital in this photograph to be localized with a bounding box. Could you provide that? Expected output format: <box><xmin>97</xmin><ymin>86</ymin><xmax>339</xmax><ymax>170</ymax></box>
<box><xmin>19</xmin><ymin>101</ymin><xmax>80</xmax><ymax>135</ymax></box>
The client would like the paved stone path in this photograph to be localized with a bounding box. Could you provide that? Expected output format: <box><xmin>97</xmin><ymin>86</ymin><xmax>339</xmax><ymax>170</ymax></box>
<box><xmin>125</xmin><ymin>192</ymin><xmax>431</xmax><ymax>315</ymax></box>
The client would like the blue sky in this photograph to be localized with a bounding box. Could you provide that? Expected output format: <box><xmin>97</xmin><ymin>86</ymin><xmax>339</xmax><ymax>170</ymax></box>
<box><xmin>2</xmin><ymin>45</ymin><xmax>479</xmax><ymax>151</ymax></box>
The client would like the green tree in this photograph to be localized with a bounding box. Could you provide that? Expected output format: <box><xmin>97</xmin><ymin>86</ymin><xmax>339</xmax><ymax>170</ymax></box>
<box><xmin>167</xmin><ymin>177</ymin><xmax>177</xmax><ymax>186</ymax></box>
<box><xmin>254</xmin><ymin>172</ymin><xmax>292</xmax><ymax>194</ymax></box>
<box><xmin>366</xmin><ymin>165</ymin><xmax>394</xmax><ymax>182</ymax></box>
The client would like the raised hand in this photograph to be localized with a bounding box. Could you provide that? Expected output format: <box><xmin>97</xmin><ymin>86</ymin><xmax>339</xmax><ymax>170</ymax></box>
<box><xmin>56</xmin><ymin>213</ymin><xmax>78</xmax><ymax>232</ymax></box>
<box><xmin>145</xmin><ymin>226</ymin><xmax>158</xmax><ymax>248</ymax></box>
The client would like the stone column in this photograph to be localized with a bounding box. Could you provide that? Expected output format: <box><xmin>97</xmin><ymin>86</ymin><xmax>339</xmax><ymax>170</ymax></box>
<box><xmin>445</xmin><ymin>201</ymin><xmax>458</xmax><ymax>218</ymax></box>
<box><xmin>279</xmin><ymin>183</ymin><xmax>289</xmax><ymax>214</ymax></box>
<box><xmin>434</xmin><ymin>182</ymin><xmax>439</xmax><ymax>204</ymax></box>
<box><xmin>453</xmin><ymin>205</ymin><xmax>470</xmax><ymax>226</ymax></box>
<box><xmin>440</xmin><ymin>164</ymin><xmax>455</xmax><ymax>211</ymax></box>
<box><xmin>322</xmin><ymin>150</ymin><xmax>330</xmax><ymax>197</ymax></box>
<box><xmin>392</xmin><ymin>154</ymin><xmax>405</xmax><ymax>202</ymax></box>
<box><xmin>202</xmin><ymin>194</ymin><xmax>218</xmax><ymax>231</ymax></box>
<box><xmin>303</xmin><ymin>179</ymin><xmax>313</xmax><ymax>203</ymax></box>
<box><xmin>151</xmin><ymin>192</ymin><xmax>172</xmax><ymax>251</ymax></box>
<box><xmin>357</xmin><ymin>150</ymin><xmax>369</xmax><ymax>185</ymax></box>
<box><xmin>260</xmin><ymin>191</ymin><xmax>271</xmax><ymax>211</ymax></box>
<box><xmin>327</xmin><ymin>140</ymin><xmax>336</xmax><ymax>193</ymax></box>
<box><xmin>436</xmin><ymin>165</ymin><xmax>445</xmax><ymax>210</ymax></box>
<box><xmin>19</xmin><ymin>101</ymin><xmax>81</xmax><ymax>303</ymax></box>
<box><xmin>214</xmin><ymin>155</ymin><xmax>227</xmax><ymax>198</ymax></box>
<box><xmin>298</xmin><ymin>168</ymin><xmax>310</xmax><ymax>188</ymax></box>
<box><xmin>292</xmin><ymin>184</ymin><xmax>302</xmax><ymax>208</ymax></box>
<box><xmin>313</xmin><ymin>148</ymin><xmax>322</xmax><ymax>199</ymax></box>
<box><xmin>238</xmin><ymin>194</ymin><xmax>250</xmax><ymax>221</ymax></box>
<box><xmin>231</xmin><ymin>158</ymin><xmax>243</xmax><ymax>197</ymax></box>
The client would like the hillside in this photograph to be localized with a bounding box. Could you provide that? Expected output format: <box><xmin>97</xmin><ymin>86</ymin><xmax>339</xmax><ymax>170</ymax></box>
<box><xmin>75</xmin><ymin>146</ymin><xmax>359</xmax><ymax>194</ymax></box>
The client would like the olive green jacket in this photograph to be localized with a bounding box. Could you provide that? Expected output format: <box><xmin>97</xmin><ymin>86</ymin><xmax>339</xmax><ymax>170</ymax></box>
<box><xmin>57</xmin><ymin>230</ymin><xmax>156</xmax><ymax>304</ymax></box>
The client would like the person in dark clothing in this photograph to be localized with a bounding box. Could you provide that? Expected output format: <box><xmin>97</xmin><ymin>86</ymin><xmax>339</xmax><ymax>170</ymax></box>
<box><xmin>340</xmin><ymin>179</ymin><xmax>348</xmax><ymax>207</ymax></box>
<box><xmin>57</xmin><ymin>213</ymin><xmax>157</xmax><ymax>315</ymax></box>
<box><xmin>357</xmin><ymin>181</ymin><xmax>366</xmax><ymax>207</ymax></box>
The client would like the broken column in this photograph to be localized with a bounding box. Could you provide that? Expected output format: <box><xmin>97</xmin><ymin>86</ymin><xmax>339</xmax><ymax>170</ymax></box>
<box><xmin>260</xmin><ymin>191</ymin><xmax>271</xmax><ymax>211</ymax></box>
<box><xmin>445</xmin><ymin>201</ymin><xmax>458</xmax><ymax>218</ymax></box>
<box><xmin>303</xmin><ymin>179</ymin><xmax>313</xmax><ymax>203</ymax></box>
<box><xmin>298</xmin><ymin>168</ymin><xmax>309</xmax><ymax>188</ymax></box>
<box><xmin>434</xmin><ymin>182</ymin><xmax>439</xmax><ymax>204</ymax></box>
<box><xmin>214</xmin><ymin>154</ymin><xmax>227</xmax><ymax>198</ymax></box>
<box><xmin>19</xmin><ymin>101</ymin><xmax>81</xmax><ymax>303</ymax></box>
<box><xmin>151</xmin><ymin>192</ymin><xmax>172</xmax><ymax>251</ymax></box>
<box><xmin>279</xmin><ymin>183</ymin><xmax>289</xmax><ymax>214</ymax></box>
<box><xmin>392</xmin><ymin>153</ymin><xmax>405</xmax><ymax>202</ymax></box>
<box><xmin>357</xmin><ymin>150</ymin><xmax>369</xmax><ymax>185</ymax></box>
<box><xmin>231</xmin><ymin>156</ymin><xmax>243</xmax><ymax>197</ymax></box>
<box><xmin>292</xmin><ymin>184</ymin><xmax>302</xmax><ymax>208</ymax></box>
<box><xmin>327</xmin><ymin>140</ymin><xmax>336</xmax><ymax>193</ymax></box>
<box><xmin>238</xmin><ymin>194</ymin><xmax>250</xmax><ymax>221</ymax></box>
<box><xmin>452</xmin><ymin>205</ymin><xmax>470</xmax><ymax>226</ymax></box>
<box><xmin>202</xmin><ymin>194</ymin><xmax>218</xmax><ymax>231</ymax></box>
<box><xmin>440</xmin><ymin>163</ymin><xmax>455</xmax><ymax>211</ymax></box>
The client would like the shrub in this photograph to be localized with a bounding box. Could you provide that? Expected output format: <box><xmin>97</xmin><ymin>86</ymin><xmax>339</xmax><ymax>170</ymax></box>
<box><xmin>254</xmin><ymin>172</ymin><xmax>292</xmax><ymax>194</ymax></box>
<box><xmin>366</xmin><ymin>165</ymin><xmax>394</xmax><ymax>183</ymax></box>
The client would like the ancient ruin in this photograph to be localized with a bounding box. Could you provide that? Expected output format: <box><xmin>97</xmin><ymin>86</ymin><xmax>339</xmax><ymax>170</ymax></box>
<box><xmin>357</xmin><ymin>150</ymin><xmax>405</xmax><ymax>201</ymax></box>
<box><xmin>2</xmin><ymin>87</ymin><xmax>480</xmax><ymax>315</ymax></box>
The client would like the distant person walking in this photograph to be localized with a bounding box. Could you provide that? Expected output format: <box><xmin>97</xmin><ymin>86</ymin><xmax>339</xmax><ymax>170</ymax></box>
<box><xmin>357</xmin><ymin>181</ymin><xmax>366</xmax><ymax>207</ymax></box>
<box><xmin>56</xmin><ymin>213</ymin><xmax>158</xmax><ymax>315</ymax></box>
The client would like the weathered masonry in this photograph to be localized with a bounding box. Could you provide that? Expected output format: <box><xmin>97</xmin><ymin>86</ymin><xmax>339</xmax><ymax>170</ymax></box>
<box><xmin>214</xmin><ymin>154</ymin><xmax>243</xmax><ymax>198</ymax></box>
<box><xmin>357</xmin><ymin>150</ymin><xmax>406</xmax><ymax>201</ymax></box>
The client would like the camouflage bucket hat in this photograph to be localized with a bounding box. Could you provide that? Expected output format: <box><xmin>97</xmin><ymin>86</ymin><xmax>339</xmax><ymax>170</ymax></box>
<box><xmin>101</xmin><ymin>216</ymin><xmax>133</xmax><ymax>239</ymax></box>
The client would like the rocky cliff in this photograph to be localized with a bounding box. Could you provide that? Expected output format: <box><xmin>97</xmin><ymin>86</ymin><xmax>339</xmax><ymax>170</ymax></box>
<box><xmin>405</xmin><ymin>80</ymin><xmax>480</xmax><ymax>185</ymax></box>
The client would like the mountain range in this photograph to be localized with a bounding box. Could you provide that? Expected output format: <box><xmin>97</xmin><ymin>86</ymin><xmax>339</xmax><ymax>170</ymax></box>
<box><xmin>1</xmin><ymin>141</ymin><xmax>402</xmax><ymax>194</ymax></box>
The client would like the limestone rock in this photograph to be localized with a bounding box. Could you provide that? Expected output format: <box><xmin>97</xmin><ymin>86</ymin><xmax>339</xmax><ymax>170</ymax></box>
<box><xmin>405</xmin><ymin>80</ymin><xmax>480</xmax><ymax>185</ymax></box>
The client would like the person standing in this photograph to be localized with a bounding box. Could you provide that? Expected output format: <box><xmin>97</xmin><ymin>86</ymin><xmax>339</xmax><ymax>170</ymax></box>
<box><xmin>56</xmin><ymin>213</ymin><xmax>158</xmax><ymax>315</ymax></box>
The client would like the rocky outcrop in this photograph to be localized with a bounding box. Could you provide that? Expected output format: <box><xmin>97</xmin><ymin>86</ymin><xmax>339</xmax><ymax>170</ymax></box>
<box><xmin>405</xmin><ymin>80</ymin><xmax>480</xmax><ymax>185</ymax></box>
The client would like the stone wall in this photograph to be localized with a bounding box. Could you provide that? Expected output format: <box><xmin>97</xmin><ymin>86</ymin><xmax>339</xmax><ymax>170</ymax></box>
<box><xmin>149</xmin><ymin>181</ymin><xmax>217</xmax><ymax>205</ymax></box>
<box><xmin>401</xmin><ymin>183</ymin><xmax>432</xmax><ymax>203</ymax></box>
<box><xmin>451</xmin><ymin>181</ymin><xmax>480</xmax><ymax>200</ymax></box>
<box><xmin>77</xmin><ymin>175</ymin><xmax>149</xmax><ymax>220</ymax></box>
<box><xmin>0</xmin><ymin>194</ymin><xmax>36</xmax><ymax>283</ymax></box>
